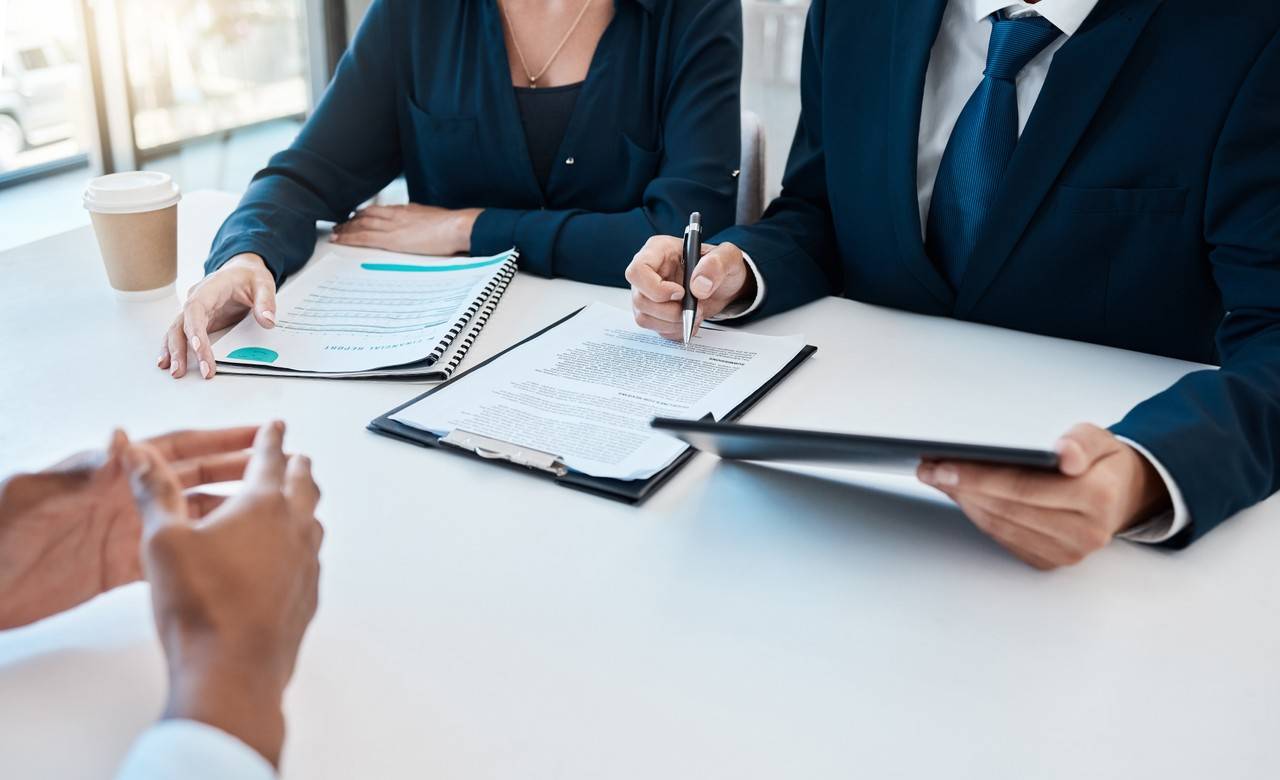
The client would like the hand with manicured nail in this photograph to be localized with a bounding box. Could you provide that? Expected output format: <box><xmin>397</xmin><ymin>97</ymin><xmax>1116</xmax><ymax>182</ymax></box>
<box><xmin>160</xmin><ymin>253</ymin><xmax>277</xmax><ymax>380</ymax></box>
<box><xmin>0</xmin><ymin>426</ymin><xmax>259</xmax><ymax>629</ymax></box>
<box><xmin>132</xmin><ymin>421</ymin><xmax>323</xmax><ymax>769</ymax></box>
<box><xmin>624</xmin><ymin>235</ymin><xmax>756</xmax><ymax>340</ymax></box>
<box><xmin>330</xmin><ymin>203</ymin><xmax>482</xmax><ymax>256</ymax></box>
<box><xmin>918</xmin><ymin>423</ymin><xmax>1172</xmax><ymax>570</ymax></box>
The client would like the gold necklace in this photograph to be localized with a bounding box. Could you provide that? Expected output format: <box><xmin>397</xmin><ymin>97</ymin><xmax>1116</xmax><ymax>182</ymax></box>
<box><xmin>499</xmin><ymin>0</ymin><xmax>596</xmax><ymax>88</ymax></box>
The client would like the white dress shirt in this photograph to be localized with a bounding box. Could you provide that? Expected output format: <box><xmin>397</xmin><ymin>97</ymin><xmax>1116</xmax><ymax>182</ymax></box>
<box><xmin>116</xmin><ymin>720</ymin><xmax>276</xmax><ymax>780</ymax></box>
<box><xmin>724</xmin><ymin>0</ymin><xmax>1190</xmax><ymax>542</ymax></box>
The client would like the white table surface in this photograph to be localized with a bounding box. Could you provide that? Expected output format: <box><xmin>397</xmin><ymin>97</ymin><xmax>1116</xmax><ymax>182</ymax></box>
<box><xmin>1</xmin><ymin>191</ymin><xmax>1276</xmax><ymax>779</ymax></box>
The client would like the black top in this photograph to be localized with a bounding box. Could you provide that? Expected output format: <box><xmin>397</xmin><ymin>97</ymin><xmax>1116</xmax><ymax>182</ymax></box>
<box><xmin>514</xmin><ymin>81</ymin><xmax>584</xmax><ymax>193</ymax></box>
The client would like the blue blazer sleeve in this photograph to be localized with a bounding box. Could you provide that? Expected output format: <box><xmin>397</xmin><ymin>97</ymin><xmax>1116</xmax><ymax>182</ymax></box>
<box><xmin>708</xmin><ymin>0</ymin><xmax>840</xmax><ymax>317</ymax></box>
<box><xmin>1110</xmin><ymin>28</ymin><xmax>1280</xmax><ymax>547</ymax></box>
<box><xmin>469</xmin><ymin>0</ymin><xmax>742</xmax><ymax>287</ymax></box>
<box><xmin>204</xmin><ymin>0</ymin><xmax>403</xmax><ymax>283</ymax></box>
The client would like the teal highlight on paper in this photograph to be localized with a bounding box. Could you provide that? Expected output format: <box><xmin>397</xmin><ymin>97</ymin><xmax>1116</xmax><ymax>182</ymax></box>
<box><xmin>227</xmin><ymin>347</ymin><xmax>280</xmax><ymax>363</ymax></box>
<box><xmin>360</xmin><ymin>255</ymin><xmax>509</xmax><ymax>273</ymax></box>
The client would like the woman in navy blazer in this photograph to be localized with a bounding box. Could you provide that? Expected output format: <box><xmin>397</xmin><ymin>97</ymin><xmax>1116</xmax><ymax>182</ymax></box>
<box><xmin>160</xmin><ymin>0</ymin><xmax>742</xmax><ymax>379</ymax></box>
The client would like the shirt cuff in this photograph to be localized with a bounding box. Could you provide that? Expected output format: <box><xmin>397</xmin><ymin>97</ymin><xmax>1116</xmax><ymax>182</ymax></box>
<box><xmin>1114</xmin><ymin>436</ymin><xmax>1192</xmax><ymax>544</ymax></box>
<box><xmin>115</xmin><ymin>720</ymin><xmax>277</xmax><ymax>780</ymax></box>
<box><xmin>708</xmin><ymin>251</ymin><xmax>767</xmax><ymax>320</ymax></box>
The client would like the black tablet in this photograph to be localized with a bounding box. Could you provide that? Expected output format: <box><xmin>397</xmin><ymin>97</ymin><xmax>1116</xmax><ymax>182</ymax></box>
<box><xmin>650</xmin><ymin>418</ymin><xmax>1060</xmax><ymax>472</ymax></box>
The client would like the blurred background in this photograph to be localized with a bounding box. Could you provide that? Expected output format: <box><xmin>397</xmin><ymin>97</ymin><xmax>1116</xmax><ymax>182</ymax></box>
<box><xmin>0</xmin><ymin>0</ymin><xmax>809</xmax><ymax>251</ymax></box>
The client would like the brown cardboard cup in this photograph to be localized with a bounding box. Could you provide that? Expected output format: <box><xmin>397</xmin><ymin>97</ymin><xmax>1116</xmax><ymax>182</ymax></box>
<box><xmin>83</xmin><ymin>172</ymin><xmax>181</xmax><ymax>301</ymax></box>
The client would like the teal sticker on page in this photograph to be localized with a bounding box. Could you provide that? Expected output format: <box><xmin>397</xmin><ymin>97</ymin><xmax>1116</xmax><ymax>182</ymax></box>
<box><xmin>226</xmin><ymin>347</ymin><xmax>280</xmax><ymax>363</ymax></box>
<box><xmin>360</xmin><ymin>256</ymin><xmax>507</xmax><ymax>273</ymax></box>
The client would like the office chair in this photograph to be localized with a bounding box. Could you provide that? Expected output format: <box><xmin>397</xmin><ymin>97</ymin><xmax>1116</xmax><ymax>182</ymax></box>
<box><xmin>737</xmin><ymin>110</ymin><xmax>767</xmax><ymax>226</ymax></box>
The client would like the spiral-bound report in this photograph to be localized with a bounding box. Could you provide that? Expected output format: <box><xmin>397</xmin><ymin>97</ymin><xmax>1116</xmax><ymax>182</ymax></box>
<box><xmin>214</xmin><ymin>249</ymin><xmax>519</xmax><ymax>381</ymax></box>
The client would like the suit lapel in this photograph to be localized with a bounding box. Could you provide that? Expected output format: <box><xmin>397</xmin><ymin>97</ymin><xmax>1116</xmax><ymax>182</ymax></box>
<box><xmin>953</xmin><ymin>0</ymin><xmax>1165</xmax><ymax>317</ymax></box>
<box><xmin>887</xmin><ymin>0</ymin><xmax>953</xmax><ymax>308</ymax></box>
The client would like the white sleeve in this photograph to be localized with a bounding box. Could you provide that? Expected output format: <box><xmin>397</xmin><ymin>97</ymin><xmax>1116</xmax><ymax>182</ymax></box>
<box><xmin>708</xmin><ymin>252</ymin><xmax>767</xmax><ymax>320</ymax></box>
<box><xmin>116</xmin><ymin>720</ymin><xmax>277</xmax><ymax>780</ymax></box>
<box><xmin>1114</xmin><ymin>437</ymin><xmax>1192</xmax><ymax>544</ymax></box>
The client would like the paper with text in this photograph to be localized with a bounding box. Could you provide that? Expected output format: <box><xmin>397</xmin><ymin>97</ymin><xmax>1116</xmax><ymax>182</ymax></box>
<box><xmin>390</xmin><ymin>303</ymin><xmax>807</xmax><ymax>480</ymax></box>
<box><xmin>214</xmin><ymin>251</ymin><xmax>513</xmax><ymax>373</ymax></box>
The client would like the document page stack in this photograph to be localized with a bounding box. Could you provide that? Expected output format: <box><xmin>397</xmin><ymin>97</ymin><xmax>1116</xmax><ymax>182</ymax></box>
<box><xmin>214</xmin><ymin>249</ymin><xmax>517</xmax><ymax>380</ymax></box>
<box><xmin>390</xmin><ymin>303</ymin><xmax>808</xmax><ymax>480</ymax></box>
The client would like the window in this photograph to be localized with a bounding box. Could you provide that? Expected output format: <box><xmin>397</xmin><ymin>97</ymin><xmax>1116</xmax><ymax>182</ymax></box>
<box><xmin>117</xmin><ymin>0</ymin><xmax>310</xmax><ymax>153</ymax></box>
<box><xmin>0</xmin><ymin>0</ymin><xmax>91</xmax><ymax>177</ymax></box>
<box><xmin>18</xmin><ymin>47</ymin><xmax>51</xmax><ymax>71</ymax></box>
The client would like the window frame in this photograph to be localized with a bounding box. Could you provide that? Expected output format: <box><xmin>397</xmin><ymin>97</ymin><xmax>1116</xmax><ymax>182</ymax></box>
<box><xmin>0</xmin><ymin>0</ymin><xmax>345</xmax><ymax>192</ymax></box>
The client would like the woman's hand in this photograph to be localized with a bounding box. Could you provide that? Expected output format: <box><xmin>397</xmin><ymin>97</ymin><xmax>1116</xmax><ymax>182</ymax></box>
<box><xmin>0</xmin><ymin>426</ymin><xmax>259</xmax><ymax>629</ymax></box>
<box><xmin>330</xmin><ymin>204</ymin><xmax>482</xmax><ymax>256</ymax></box>
<box><xmin>160</xmin><ymin>253</ymin><xmax>277</xmax><ymax>380</ymax></box>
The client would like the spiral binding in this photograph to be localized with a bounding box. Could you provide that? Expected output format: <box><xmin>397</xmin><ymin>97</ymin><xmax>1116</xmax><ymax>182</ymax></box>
<box><xmin>425</xmin><ymin>251</ymin><xmax>520</xmax><ymax>366</ymax></box>
<box><xmin>435</xmin><ymin>254</ymin><xmax>519</xmax><ymax>377</ymax></box>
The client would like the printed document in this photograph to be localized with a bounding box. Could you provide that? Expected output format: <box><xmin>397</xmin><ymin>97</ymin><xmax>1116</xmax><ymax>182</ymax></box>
<box><xmin>214</xmin><ymin>251</ymin><xmax>514</xmax><ymax>374</ymax></box>
<box><xmin>390</xmin><ymin>303</ymin><xmax>808</xmax><ymax>480</ymax></box>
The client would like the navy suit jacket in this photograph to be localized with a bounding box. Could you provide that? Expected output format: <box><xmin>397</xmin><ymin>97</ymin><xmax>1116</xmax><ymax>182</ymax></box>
<box><xmin>206</xmin><ymin>0</ymin><xmax>742</xmax><ymax>287</ymax></box>
<box><xmin>716</xmin><ymin>0</ymin><xmax>1280</xmax><ymax>547</ymax></box>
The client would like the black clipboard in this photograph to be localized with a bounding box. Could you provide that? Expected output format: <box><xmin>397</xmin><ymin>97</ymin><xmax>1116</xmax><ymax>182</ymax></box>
<box><xmin>368</xmin><ymin>308</ymin><xmax>818</xmax><ymax>504</ymax></box>
<box><xmin>649</xmin><ymin>419</ymin><xmax>1060</xmax><ymax>472</ymax></box>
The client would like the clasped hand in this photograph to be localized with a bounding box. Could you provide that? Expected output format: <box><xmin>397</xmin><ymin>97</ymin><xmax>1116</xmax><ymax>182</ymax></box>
<box><xmin>132</xmin><ymin>421</ymin><xmax>322</xmax><ymax>768</ymax></box>
<box><xmin>0</xmin><ymin>426</ymin><xmax>258</xmax><ymax>629</ymax></box>
<box><xmin>0</xmin><ymin>423</ymin><xmax>324</xmax><ymax>768</ymax></box>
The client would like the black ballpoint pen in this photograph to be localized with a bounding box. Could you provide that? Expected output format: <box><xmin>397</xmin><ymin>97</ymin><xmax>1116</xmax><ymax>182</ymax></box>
<box><xmin>681</xmin><ymin>211</ymin><xmax>702</xmax><ymax>345</ymax></box>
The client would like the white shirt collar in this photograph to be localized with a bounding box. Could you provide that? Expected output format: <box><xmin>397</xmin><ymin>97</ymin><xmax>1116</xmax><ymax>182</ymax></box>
<box><xmin>967</xmin><ymin>0</ymin><xmax>1099</xmax><ymax>37</ymax></box>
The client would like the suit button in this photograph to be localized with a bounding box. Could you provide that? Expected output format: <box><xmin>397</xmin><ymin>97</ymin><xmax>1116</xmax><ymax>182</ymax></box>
<box><xmin>565</xmin><ymin>157</ymin><xmax>575</xmax><ymax>166</ymax></box>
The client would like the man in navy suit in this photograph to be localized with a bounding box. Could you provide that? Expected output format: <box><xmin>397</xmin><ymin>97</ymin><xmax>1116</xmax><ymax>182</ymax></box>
<box><xmin>626</xmin><ymin>0</ymin><xmax>1280</xmax><ymax>568</ymax></box>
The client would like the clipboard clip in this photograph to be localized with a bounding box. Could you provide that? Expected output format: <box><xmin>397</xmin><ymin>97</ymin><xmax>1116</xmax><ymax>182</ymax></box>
<box><xmin>441</xmin><ymin>429</ymin><xmax>568</xmax><ymax>477</ymax></box>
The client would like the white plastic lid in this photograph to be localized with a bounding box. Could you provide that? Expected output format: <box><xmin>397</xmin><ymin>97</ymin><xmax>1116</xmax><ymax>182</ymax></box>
<box><xmin>83</xmin><ymin>171</ymin><xmax>181</xmax><ymax>214</ymax></box>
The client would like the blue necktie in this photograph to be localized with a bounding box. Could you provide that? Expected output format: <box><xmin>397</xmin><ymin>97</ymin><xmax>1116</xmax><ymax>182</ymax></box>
<box><xmin>926</xmin><ymin>13</ymin><xmax>1063</xmax><ymax>288</ymax></box>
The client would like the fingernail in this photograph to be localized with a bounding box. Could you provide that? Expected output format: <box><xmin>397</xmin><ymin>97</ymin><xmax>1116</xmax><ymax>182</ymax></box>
<box><xmin>934</xmin><ymin>465</ymin><xmax>959</xmax><ymax>487</ymax></box>
<box><xmin>669</xmin><ymin>289</ymin><xmax>683</xmax><ymax>301</ymax></box>
<box><xmin>156</xmin><ymin>353</ymin><xmax>166</xmax><ymax>367</ymax></box>
<box><xmin>691</xmin><ymin>277</ymin><xmax>714</xmax><ymax>297</ymax></box>
<box><xmin>171</xmin><ymin>364</ymin><xmax>181</xmax><ymax>378</ymax></box>
<box><xmin>918</xmin><ymin>464</ymin><xmax>936</xmax><ymax>485</ymax></box>
<box><xmin>189</xmin><ymin>335</ymin><xmax>200</xmax><ymax>351</ymax></box>
<box><xmin>262</xmin><ymin>311</ymin><xmax>276</xmax><ymax>325</ymax></box>
<box><xmin>200</xmin><ymin>361</ymin><xmax>212</xmax><ymax>379</ymax></box>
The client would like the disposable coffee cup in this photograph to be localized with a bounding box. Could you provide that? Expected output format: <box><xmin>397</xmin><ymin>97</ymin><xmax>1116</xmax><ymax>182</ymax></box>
<box><xmin>83</xmin><ymin>171</ymin><xmax>181</xmax><ymax>301</ymax></box>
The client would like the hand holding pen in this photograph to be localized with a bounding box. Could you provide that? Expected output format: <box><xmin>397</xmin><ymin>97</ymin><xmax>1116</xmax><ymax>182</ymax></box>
<box><xmin>623</xmin><ymin>217</ymin><xmax>757</xmax><ymax>343</ymax></box>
